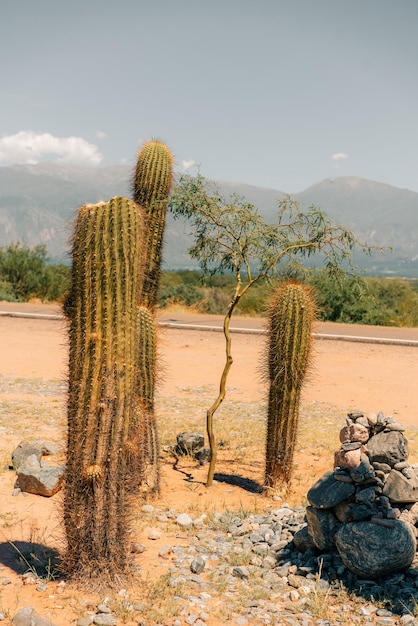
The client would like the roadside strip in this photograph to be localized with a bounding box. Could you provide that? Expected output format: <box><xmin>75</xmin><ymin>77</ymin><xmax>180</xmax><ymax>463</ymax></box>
<box><xmin>2</xmin><ymin>310</ymin><xmax>418</xmax><ymax>347</ymax></box>
<box><xmin>158</xmin><ymin>321</ymin><xmax>418</xmax><ymax>347</ymax></box>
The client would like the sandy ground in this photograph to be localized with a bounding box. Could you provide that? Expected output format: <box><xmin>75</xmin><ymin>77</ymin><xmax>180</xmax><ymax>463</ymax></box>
<box><xmin>1</xmin><ymin>309</ymin><xmax>417</xmax><ymax>423</ymax></box>
<box><xmin>0</xmin><ymin>306</ymin><xmax>417</xmax><ymax>624</ymax></box>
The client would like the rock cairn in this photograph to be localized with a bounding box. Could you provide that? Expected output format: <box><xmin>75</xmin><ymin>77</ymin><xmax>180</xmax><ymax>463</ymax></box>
<box><xmin>303</xmin><ymin>410</ymin><xmax>418</xmax><ymax>578</ymax></box>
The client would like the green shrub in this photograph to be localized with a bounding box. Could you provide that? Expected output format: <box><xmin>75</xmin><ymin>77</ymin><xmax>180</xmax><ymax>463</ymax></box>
<box><xmin>0</xmin><ymin>280</ymin><xmax>18</xmax><ymax>302</ymax></box>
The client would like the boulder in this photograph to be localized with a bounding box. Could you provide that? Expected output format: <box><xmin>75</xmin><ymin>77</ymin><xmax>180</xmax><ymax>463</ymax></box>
<box><xmin>176</xmin><ymin>432</ymin><xmax>205</xmax><ymax>455</ymax></box>
<box><xmin>307</xmin><ymin>471</ymin><xmax>355</xmax><ymax>509</ymax></box>
<box><xmin>12</xmin><ymin>439</ymin><xmax>62</xmax><ymax>470</ymax></box>
<box><xmin>367</xmin><ymin>431</ymin><xmax>409</xmax><ymax>467</ymax></box>
<box><xmin>306</xmin><ymin>506</ymin><xmax>340</xmax><ymax>550</ymax></box>
<box><xmin>334</xmin><ymin>519</ymin><xmax>416</xmax><ymax>578</ymax></box>
<box><xmin>383</xmin><ymin>469</ymin><xmax>418</xmax><ymax>503</ymax></box>
<box><xmin>15</xmin><ymin>455</ymin><xmax>65</xmax><ymax>497</ymax></box>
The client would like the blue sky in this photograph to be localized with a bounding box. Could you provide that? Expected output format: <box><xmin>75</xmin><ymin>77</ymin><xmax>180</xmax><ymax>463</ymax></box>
<box><xmin>2</xmin><ymin>0</ymin><xmax>418</xmax><ymax>193</ymax></box>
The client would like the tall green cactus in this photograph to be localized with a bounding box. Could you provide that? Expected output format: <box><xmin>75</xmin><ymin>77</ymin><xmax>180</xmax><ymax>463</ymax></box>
<box><xmin>132</xmin><ymin>139</ymin><xmax>173</xmax><ymax>309</ymax></box>
<box><xmin>63</xmin><ymin>196</ymin><xmax>143</xmax><ymax>581</ymax></box>
<box><xmin>265</xmin><ymin>281</ymin><xmax>315</xmax><ymax>489</ymax></box>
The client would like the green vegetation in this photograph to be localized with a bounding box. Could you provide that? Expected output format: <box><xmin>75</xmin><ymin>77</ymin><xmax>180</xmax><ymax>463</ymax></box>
<box><xmin>168</xmin><ymin>173</ymin><xmax>377</xmax><ymax>486</ymax></box>
<box><xmin>0</xmin><ymin>243</ymin><xmax>70</xmax><ymax>302</ymax></box>
<box><xmin>1</xmin><ymin>243</ymin><xmax>417</xmax><ymax>327</ymax></box>
<box><xmin>160</xmin><ymin>269</ymin><xmax>418</xmax><ymax>326</ymax></box>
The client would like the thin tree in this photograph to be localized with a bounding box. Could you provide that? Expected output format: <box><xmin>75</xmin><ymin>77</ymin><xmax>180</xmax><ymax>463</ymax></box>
<box><xmin>169</xmin><ymin>173</ymin><xmax>380</xmax><ymax>487</ymax></box>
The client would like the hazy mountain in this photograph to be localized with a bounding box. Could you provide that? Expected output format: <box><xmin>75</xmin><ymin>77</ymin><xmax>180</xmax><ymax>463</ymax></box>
<box><xmin>1</xmin><ymin>163</ymin><xmax>417</xmax><ymax>275</ymax></box>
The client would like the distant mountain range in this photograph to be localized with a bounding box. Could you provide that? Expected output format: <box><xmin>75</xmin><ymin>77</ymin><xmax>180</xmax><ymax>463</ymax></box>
<box><xmin>1</xmin><ymin>163</ymin><xmax>418</xmax><ymax>276</ymax></box>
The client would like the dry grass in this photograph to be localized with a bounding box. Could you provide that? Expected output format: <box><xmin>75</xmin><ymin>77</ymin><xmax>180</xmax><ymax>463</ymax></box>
<box><xmin>1</xmin><ymin>375</ymin><xmax>418</xmax><ymax>625</ymax></box>
<box><xmin>1</xmin><ymin>375</ymin><xmax>417</xmax><ymax>483</ymax></box>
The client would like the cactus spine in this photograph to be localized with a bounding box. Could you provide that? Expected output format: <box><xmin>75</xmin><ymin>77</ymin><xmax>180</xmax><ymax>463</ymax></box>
<box><xmin>265</xmin><ymin>281</ymin><xmax>315</xmax><ymax>489</ymax></box>
<box><xmin>132</xmin><ymin>140</ymin><xmax>173</xmax><ymax>310</ymax></box>
<box><xmin>64</xmin><ymin>196</ymin><xmax>143</xmax><ymax>581</ymax></box>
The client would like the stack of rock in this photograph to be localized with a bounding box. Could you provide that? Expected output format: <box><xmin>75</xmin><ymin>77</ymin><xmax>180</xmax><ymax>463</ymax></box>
<box><xmin>301</xmin><ymin>410</ymin><xmax>418</xmax><ymax>578</ymax></box>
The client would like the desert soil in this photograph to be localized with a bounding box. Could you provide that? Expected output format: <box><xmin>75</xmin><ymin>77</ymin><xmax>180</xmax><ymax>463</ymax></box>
<box><xmin>0</xmin><ymin>304</ymin><xmax>417</xmax><ymax>624</ymax></box>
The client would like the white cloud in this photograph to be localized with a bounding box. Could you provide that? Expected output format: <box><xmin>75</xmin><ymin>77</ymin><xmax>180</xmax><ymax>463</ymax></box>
<box><xmin>331</xmin><ymin>152</ymin><xmax>349</xmax><ymax>162</ymax></box>
<box><xmin>0</xmin><ymin>130</ymin><xmax>103</xmax><ymax>166</ymax></box>
<box><xmin>95</xmin><ymin>130</ymin><xmax>107</xmax><ymax>139</ymax></box>
<box><xmin>182</xmin><ymin>159</ymin><xmax>196</xmax><ymax>171</ymax></box>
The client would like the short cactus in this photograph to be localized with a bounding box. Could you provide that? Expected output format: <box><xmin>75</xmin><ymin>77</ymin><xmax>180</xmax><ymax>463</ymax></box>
<box><xmin>265</xmin><ymin>281</ymin><xmax>315</xmax><ymax>489</ymax></box>
<box><xmin>64</xmin><ymin>196</ymin><xmax>143</xmax><ymax>581</ymax></box>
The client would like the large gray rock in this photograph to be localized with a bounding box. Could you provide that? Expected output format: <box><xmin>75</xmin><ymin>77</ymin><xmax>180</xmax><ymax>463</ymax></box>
<box><xmin>334</xmin><ymin>519</ymin><xmax>416</xmax><ymax>578</ymax></box>
<box><xmin>307</xmin><ymin>471</ymin><xmax>355</xmax><ymax>509</ymax></box>
<box><xmin>367</xmin><ymin>431</ymin><xmax>409</xmax><ymax>467</ymax></box>
<box><xmin>12</xmin><ymin>439</ymin><xmax>62</xmax><ymax>470</ymax></box>
<box><xmin>306</xmin><ymin>506</ymin><xmax>341</xmax><ymax>550</ymax></box>
<box><xmin>176</xmin><ymin>432</ymin><xmax>205</xmax><ymax>455</ymax></box>
<box><xmin>383</xmin><ymin>469</ymin><xmax>418</xmax><ymax>503</ymax></box>
<box><xmin>15</xmin><ymin>455</ymin><xmax>65</xmax><ymax>497</ymax></box>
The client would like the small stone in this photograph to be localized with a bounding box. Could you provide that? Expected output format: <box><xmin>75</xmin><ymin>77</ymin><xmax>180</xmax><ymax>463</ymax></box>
<box><xmin>373</xmin><ymin>461</ymin><xmax>392</xmax><ymax>473</ymax></box>
<box><xmin>385</xmin><ymin>423</ymin><xmax>406</xmax><ymax>432</ymax></box>
<box><xmin>376</xmin><ymin>609</ymin><xmax>394</xmax><ymax>617</ymax></box>
<box><xmin>194</xmin><ymin>448</ymin><xmax>211</xmax><ymax>465</ymax></box>
<box><xmin>232</xmin><ymin>566</ymin><xmax>249</xmax><ymax>579</ymax></box>
<box><xmin>190</xmin><ymin>557</ymin><xmax>205</xmax><ymax>574</ymax></box>
<box><xmin>130</xmin><ymin>542</ymin><xmax>145</xmax><ymax>553</ymax></box>
<box><xmin>333</xmin><ymin>470</ymin><xmax>353</xmax><ymax>483</ymax></box>
<box><xmin>96</xmin><ymin>604</ymin><xmax>111</xmax><ymax>614</ymax></box>
<box><xmin>177</xmin><ymin>513</ymin><xmax>193</xmax><ymax>527</ymax></box>
<box><xmin>141</xmin><ymin>504</ymin><xmax>154</xmax><ymax>513</ymax></box>
<box><xmin>148</xmin><ymin>528</ymin><xmax>161</xmax><ymax>540</ymax></box>
<box><xmin>340</xmin><ymin>423</ymin><xmax>369</xmax><ymax>444</ymax></box>
<box><xmin>92</xmin><ymin>614</ymin><xmax>117</xmax><ymax>625</ymax></box>
<box><xmin>158</xmin><ymin>544</ymin><xmax>172</xmax><ymax>558</ymax></box>
<box><xmin>341</xmin><ymin>441</ymin><xmax>363</xmax><ymax>451</ymax></box>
